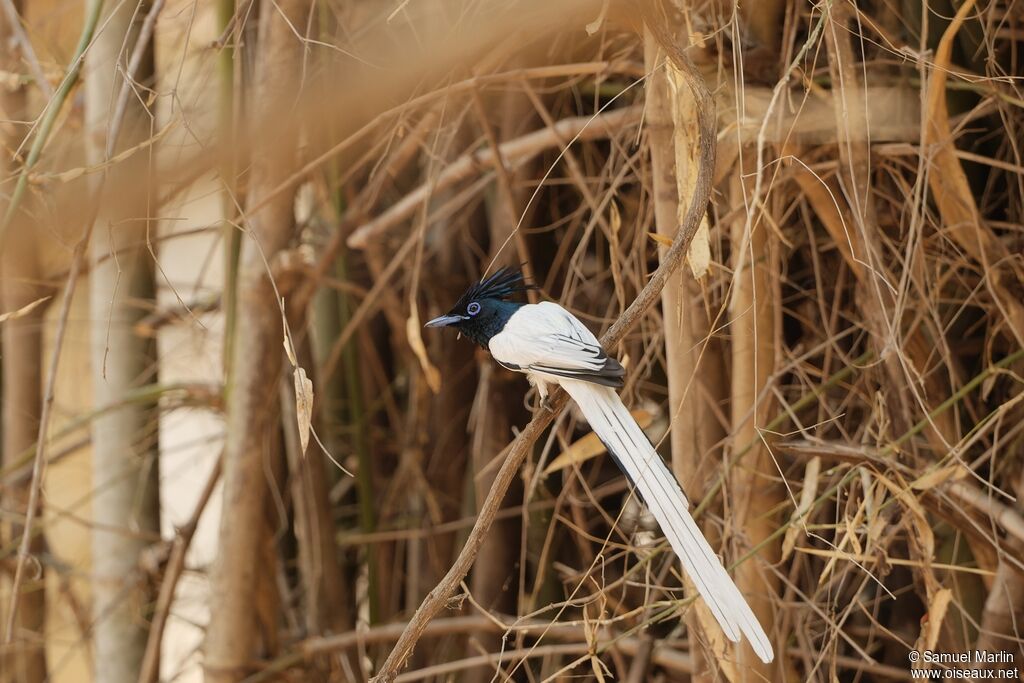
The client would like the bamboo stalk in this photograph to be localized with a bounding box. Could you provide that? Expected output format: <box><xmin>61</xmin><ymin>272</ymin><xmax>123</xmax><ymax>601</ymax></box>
<box><xmin>727</xmin><ymin>158</ymin><xmax>781</xmax><ymax>678</ymax></box>
<box><xmin>219</xmin><ymin>0</ymin><xmax>240</xmax><ymax>383</ymax></box>
<box><xmin>86</xmin><ymin>2</ymin><xmax>162</xmax><ymax>680</ymax></box>
<box><xmin>642</xmin><ymin>25</ymin><xmax>719</xmax><ymax>682</ymax></box>
<box><xmin>204</xmin><ymin>0</ymin><xmax>307</xmax><ymax>679</ymax></box>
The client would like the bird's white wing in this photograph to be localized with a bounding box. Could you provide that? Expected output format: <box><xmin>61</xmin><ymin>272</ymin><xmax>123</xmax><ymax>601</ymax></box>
<box><xmin>488</xmin><ymin>302</ymin><xmax>624</xmax><ymax>386</ymax></box>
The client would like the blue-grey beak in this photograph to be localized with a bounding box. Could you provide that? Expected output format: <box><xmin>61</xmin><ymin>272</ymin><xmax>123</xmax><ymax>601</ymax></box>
<box><xmin>424</xmin><ymin>314</ymin><xmax>465</xmax><ymax>328</ymax></box>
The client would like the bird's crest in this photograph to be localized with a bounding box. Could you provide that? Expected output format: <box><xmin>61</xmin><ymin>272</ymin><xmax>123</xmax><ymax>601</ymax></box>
<box><xmin>455</xmin><ymin>267</ymin><xmax>532</xmax><ymax>307</ymax></box>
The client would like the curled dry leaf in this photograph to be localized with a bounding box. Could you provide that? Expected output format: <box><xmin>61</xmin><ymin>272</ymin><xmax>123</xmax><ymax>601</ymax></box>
<box><xmin>913</xmin><ymin>587</ymin><xmax>952</xmax><ymax>667</ymax></box>
<box><xmin>406</xmin><ymin>309</ymin><xmax>442</xmax><ymax>393</ymax></box>
<box><xmin>874</xmin><ymin>470</ymin><xmax>941</xmax><ymax>599</ymax></box>
<box><xmin>584</xmin><ymin>0</ymin><xmax>609</xmax><ymax>35</ymax></box>
<box><xmin>667</xmin><ymin>63</ymin><xmax>711</xmax><ymax>279</ymax></box>
<box><xmin>30</xmin><ymin>122</ymin><xmax>176</xmax><ymax>184</ymax></box>
<box><xmin>293</xmin><ymin>366</ymin><xmax>313</xmax><ymax>455</ymax></box>
<box><xmin>609</xmin><ymin>200</ymin><xmax>621</xmax><ymax>234</ymax></box>
<box><xmin>782</xmin><ymin>455</ymin><xmax>821</xmax><ymax>561</ymax></box>
<box><xmin>911</xmin><ymin>463</ymin><xmax>968</xmax><ymax>491</ymax></box>
<box><xmin>0</xmin><ymin>296</ymin><xmax>50</xmax><ymax>324</ymax></box>
<box><xmin>647</xmin><ymin>232</ymin><xmax>673</xmax><ymax>248</ymax></box>
<box><xmin>818</xmin><ymin>497</ymin><xmax>867</xmax><ymax>588</ymax></box>
<box><xmin>923</xmin><ymin>0</ymin><xmax>1024</xmax><ymax>345</ymax></box>
<box><xmin>281</xmin><ymin>300</ymin><xmax>297</xmax><ymax>367</ymax></box>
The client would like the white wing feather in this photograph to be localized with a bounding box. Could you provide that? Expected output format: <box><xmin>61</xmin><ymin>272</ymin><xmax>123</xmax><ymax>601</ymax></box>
<box><xmin>488</xmin><ymin>302</ymin><xmax>609</xmax><ymax>374</ymax></box>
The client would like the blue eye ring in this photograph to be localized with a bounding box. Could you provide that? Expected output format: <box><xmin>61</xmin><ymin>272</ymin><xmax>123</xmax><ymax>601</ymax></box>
<box><xmin>467</xmin><ymin>302</ymin><xmax>481</xmax><ymax>316</ymax></box>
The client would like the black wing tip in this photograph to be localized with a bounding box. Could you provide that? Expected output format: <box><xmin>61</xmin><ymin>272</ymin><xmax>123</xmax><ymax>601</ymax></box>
<box><xmin>531</xmin><ymin>362</ymin><xmax>625</xmax><ymax>388</ymax></box>
<box><xmin>603</xmin><ymin>356</ymin><xmax>626</xmax><ymax>378</ymax></box>
<box><xmin>593</xmin><ymin>373</ymin><xmax>625</xmax><ymax>388</ymax></box>
<box><xmin>596</xmin><ymin>360</ymin><xmax>626</xmax><ymax>388</ymax></box>
<box><xmin>592</xmin><ymin>356</ymin><xmax>625</xmax><ymax>387</ymax></box>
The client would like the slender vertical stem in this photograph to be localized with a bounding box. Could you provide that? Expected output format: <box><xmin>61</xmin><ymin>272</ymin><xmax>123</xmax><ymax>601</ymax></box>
<box><xmin>0</xmin><ymin>0</ymin><xmax>105</xmax><ymax>244</ymax></box>
<box><xmin>204</xmin><ymin>1</ymin><xmax>306</xmax><ymax>679</ymax></box>
<box><xmin>87</xmin><ymin>2</ymin><xmax>162</xmax><ymax>681</ymax></box>
<box><xmin>219</xmin><ymin>0</ymin><xmax>239</xmax><ymax>382</ymax></box>
<box><xmin>335</xmin><ymin>250</ymin><xmax>380</xmax><ymax>624</ymax></box>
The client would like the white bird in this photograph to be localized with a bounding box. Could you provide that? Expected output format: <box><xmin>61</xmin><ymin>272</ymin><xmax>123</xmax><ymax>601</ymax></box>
<box><xmin>426</xmin><ymin>268</ymin><xmax>774</xmax><ymax>663</ymax></box>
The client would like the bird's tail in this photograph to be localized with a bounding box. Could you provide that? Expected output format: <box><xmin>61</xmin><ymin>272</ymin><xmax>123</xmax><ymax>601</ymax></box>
<box><xmin>560</xmin><ymin>379</ymin><xmax>774</xmax><ymax>664</ymax></box>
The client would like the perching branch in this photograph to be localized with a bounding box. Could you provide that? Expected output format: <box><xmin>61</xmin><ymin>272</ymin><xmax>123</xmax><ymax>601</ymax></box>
<box><xmin>369</xmin><ymin>26</ymin><xmax>715</xmax><ymax>683</ymax></box>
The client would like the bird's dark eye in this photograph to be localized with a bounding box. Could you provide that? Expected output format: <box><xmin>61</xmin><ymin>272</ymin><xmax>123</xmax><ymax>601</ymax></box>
<box><xmin>466</xmin><ymin>302</ymin><xmax>481</xmax><ymax>316</ymax></box>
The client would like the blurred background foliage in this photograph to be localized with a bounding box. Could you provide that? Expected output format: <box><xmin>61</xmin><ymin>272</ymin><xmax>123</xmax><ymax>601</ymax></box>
<box><xmin>1</xmin><ymin>0</ymin><xmax>1023</xmax><ymax>681</ymax></box>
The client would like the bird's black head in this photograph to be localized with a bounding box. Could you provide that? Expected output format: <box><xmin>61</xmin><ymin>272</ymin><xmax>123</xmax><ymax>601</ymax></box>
<box><xmin>425</xmin><ymin>268</ymin><xmax>531</xmax><ymax>348</ymax></box>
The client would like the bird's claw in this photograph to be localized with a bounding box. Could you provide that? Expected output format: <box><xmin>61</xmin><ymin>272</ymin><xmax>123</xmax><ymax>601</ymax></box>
<box><xmin>540</xmin><ymin>396</ymin><xmax>555</xmax><ymax>413</ymax></box>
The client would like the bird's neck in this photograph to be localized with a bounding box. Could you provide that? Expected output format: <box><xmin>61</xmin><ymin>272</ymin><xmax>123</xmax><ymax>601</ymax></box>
<box><xmin>462</xmin><ymin>301</ymin><xmax>523</xmax><ymax>348</ymax></box>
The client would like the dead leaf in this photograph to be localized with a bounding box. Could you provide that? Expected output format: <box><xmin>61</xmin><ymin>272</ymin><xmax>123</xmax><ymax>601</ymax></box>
<box><xmin>874</xmin><ymin>470</ymin><xmax>940</xmax><ymax>597</ymax></box>
<box><xmin>609</xmin><ymin>200</ymin><xmax>621</xmax><ymax>234</ymax></box>
<box><xmin>911</xmin><ymin>463</ymin><xmax>967</xmax><ymax>491</ymax></box>
<box><xmin>281</xmin><ymin>300</ymin><xmax>297</xmax><ymax>367</ymax></box>
<box><xmin>818</xmin><ymin>501</ymin><xmax>866</xmax><ymax>588</ymax></box>
<box><xmin>584</xmin><ymin>0</ymin><xmax>608</xmax><ymax>35</ymax></box>
<box><xmin>407</xmin><ymin>309</ymin><xmax>442</xmax><ymax>393</ymax></box>
<box><xmin>782</xmin><ymin>456</ymin><xmax>821</xmax><ymax>561</ymax></box>
<box><xmin>0</xmin><ymin>296</ymin><xmax>50</xmax><ymax>324</ymax></box>
<box><xmin>33</xmin><ymin>121</ymin><xmax>176</xmax><ymax>184</ymax></box>
<box><xmin>913</xmin><ymin>587</ymin><xmax>952</xmax><ymax>666</ymax></box>
<box><xmin>666</xmin><ymin>63</ymin><xmax>712</xmax><ymax>279</ymax></box>
<box><xmin>647</xmin><ymin>232</ymin><xmax>673</xmax><ymax>248</ymax></box>
<box><xmin>293</xmin><ymin>367</ymin><xmax>313</xmax><ymax>455</ymax></box>
<box><xmin>923</xmin><ymin>0</ymin><xmax>1024</xmax><ymax>345</ymax></box>
<box><xmin>0</xmin><ymin>69</ymin><xmax>21</xmax><ymax>91</ymax></box>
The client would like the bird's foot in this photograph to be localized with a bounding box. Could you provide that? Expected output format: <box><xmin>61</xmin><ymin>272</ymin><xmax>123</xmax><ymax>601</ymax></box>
<box><xmin>540</xmin><ymin>395</ymin><xmax>555</xmax><ymax>413</ymax></box>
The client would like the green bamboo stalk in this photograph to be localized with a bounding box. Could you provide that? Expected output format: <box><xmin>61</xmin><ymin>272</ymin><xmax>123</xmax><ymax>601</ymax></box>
<box><xmin>335</xmin><ymin>250</ymin><xmax>381</xmax><ymax>624</ymax></box>
<box><xmin>218</xmin><ymin>0</ymin><xmax>239</xmax><ymax>383</ymax></box>
<box><xmin>885</xmin><ymin>348</ymin><xmax>1024</xmax><ymax>454</ymax></box>
<box><xmin>316</xmin><ymin>0</ymin><xmax>378</xmax><ymax>619</ymax></box>
<box><xmin>693</xmin><ymin>350</ymin><xmax>874</xmax><ymax>519</ymax></box>
<box><xmin>0</xmin><ymin>0</ymin><xmax>105</xmax><ymax>243</ymax></box>
<box><xmin>708</xmin><ymin>348</ymin><xmax>1024</xmax><ymax>566</ymax></box>
<box><xmin>697</xmin><ymin>347</ymin><xmax>1023</xmax><ymax>524</ymax></box>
